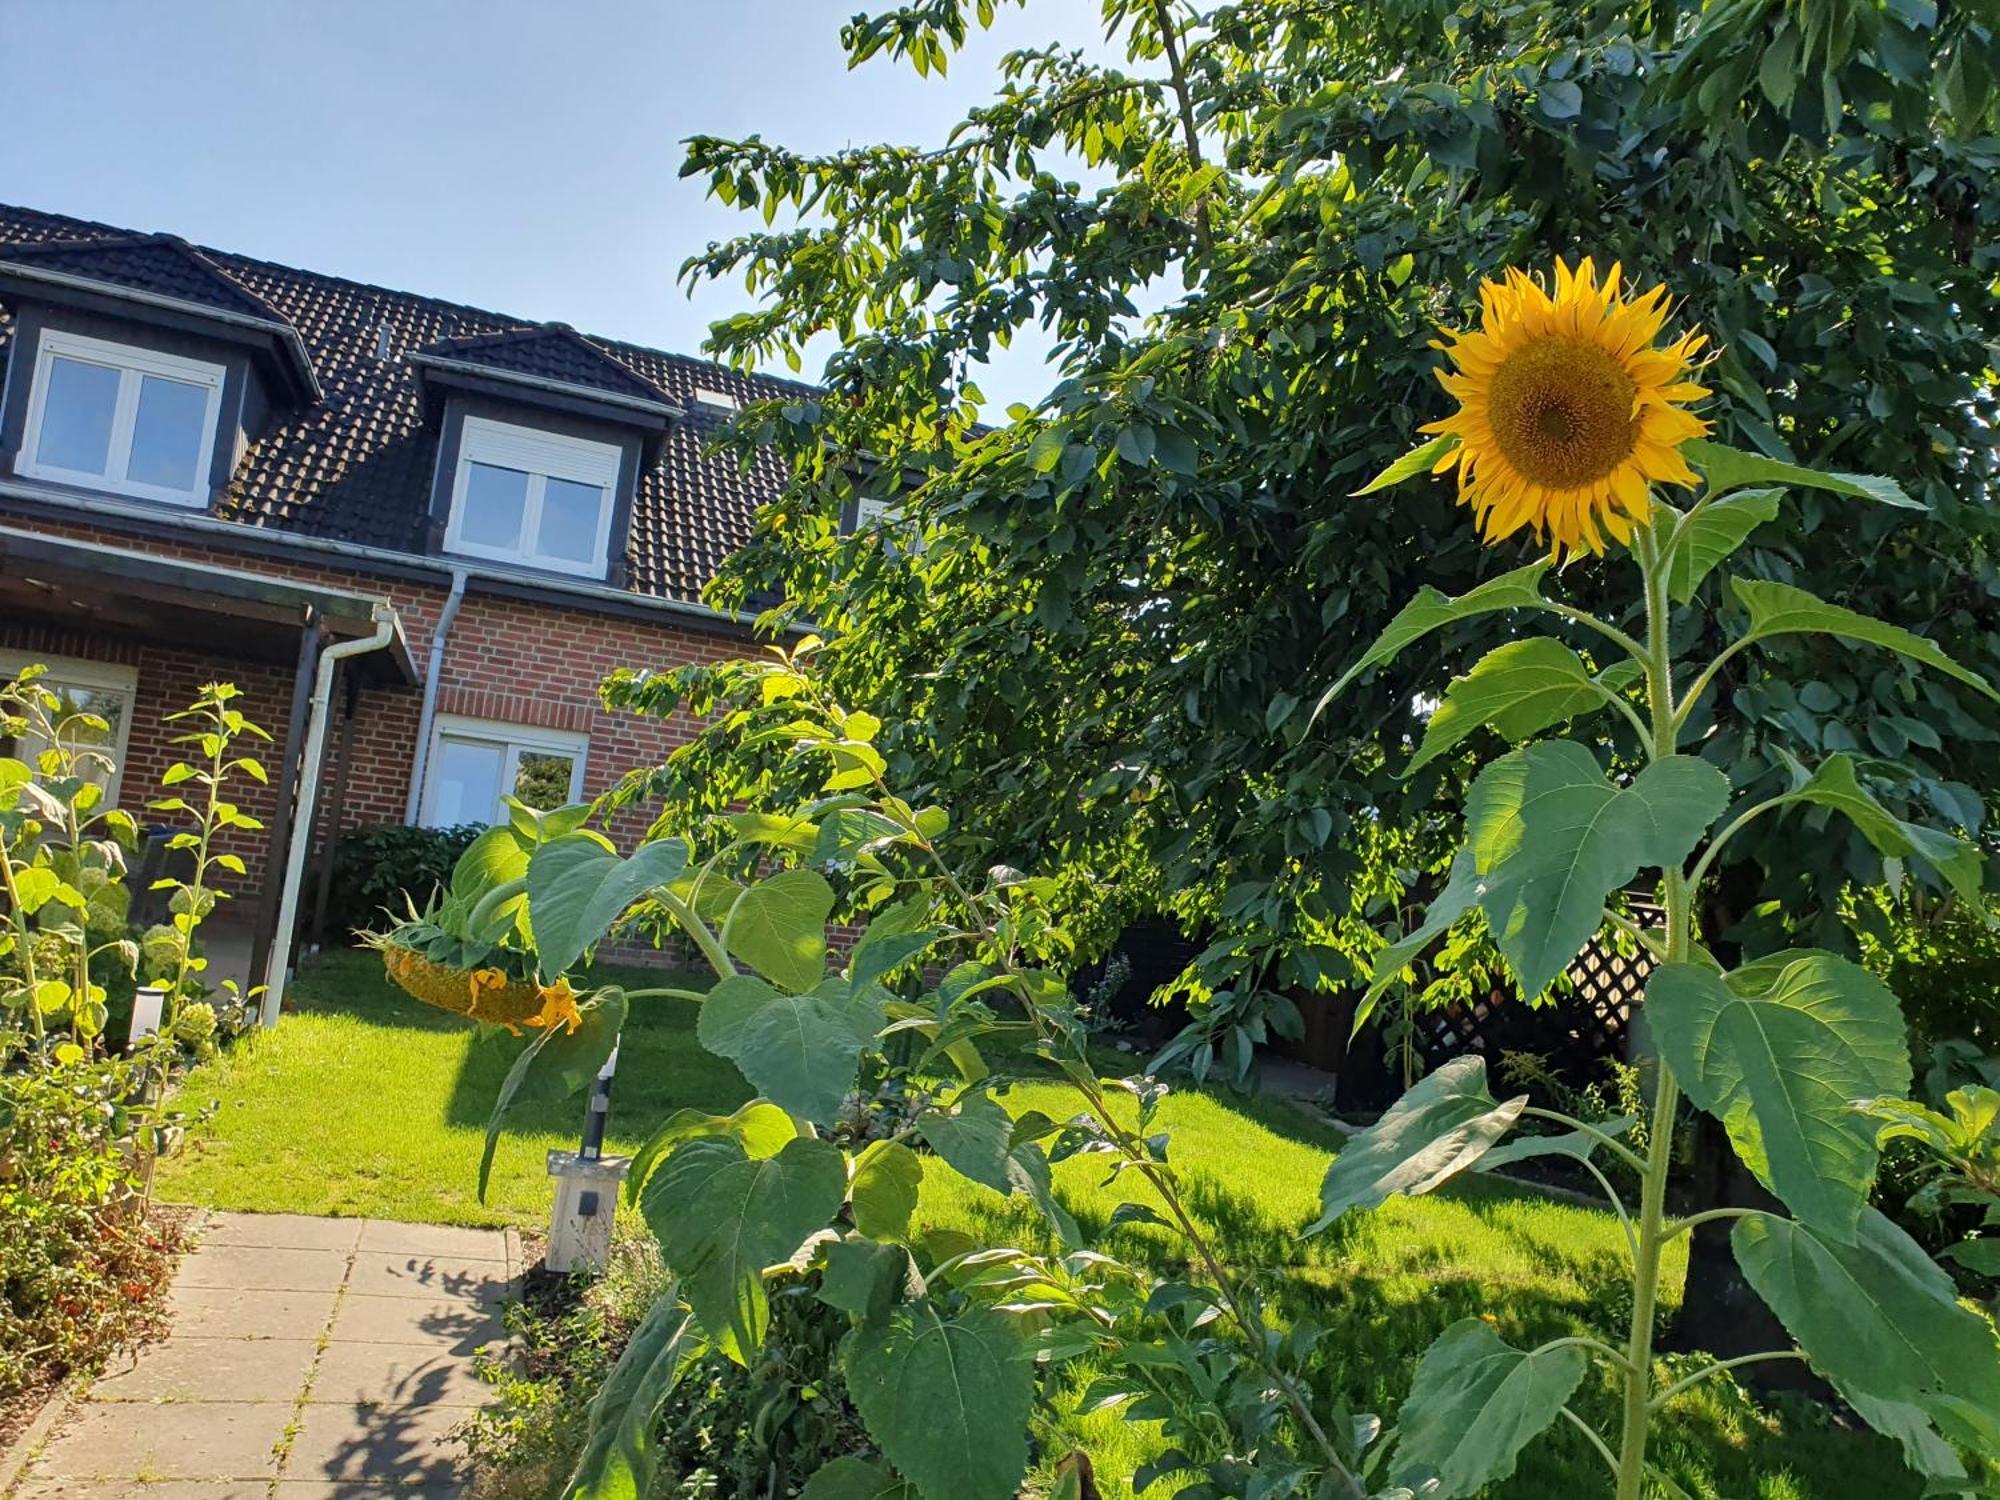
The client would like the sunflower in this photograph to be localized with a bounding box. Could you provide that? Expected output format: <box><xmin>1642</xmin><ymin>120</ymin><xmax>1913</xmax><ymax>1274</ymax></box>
<box><xmin>1420</xmin><ymin>259</ymin><xmax>1711</xmax><ymax>554</ymax></box>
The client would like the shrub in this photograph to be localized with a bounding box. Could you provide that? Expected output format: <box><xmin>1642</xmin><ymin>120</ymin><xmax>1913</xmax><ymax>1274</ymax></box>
<box><xmin>462</xmin><ymin>1239</ymin><xmax>865</xmax><ymax>1500</ymax></box>
<box><xmin>327</xmin><ymin>822</ymin><xmax>484</xmax><ymax>939</ymax></box>
<box><xmin>0</xmin><ymin>1050</ymin><xmax>185</xmax><ymax>1397</ymax></box>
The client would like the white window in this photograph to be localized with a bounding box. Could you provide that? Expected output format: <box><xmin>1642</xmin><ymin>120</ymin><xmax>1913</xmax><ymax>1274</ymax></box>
<box><xmin>0</xmin><ymin>652</ymin><xmax>139</xmax><ymax>806</ymax></box>
<box><xmin>20</xmin><ymin>331</ymin><xmax>225</xmax><ymax>506</ymax></box>
<box><xmin>420</xmin><ymin>716</ymin><xmax>587</xmax><ymax>828</ymax></box>
<box><xmin>443</xmin><ymin>416</ymin><xmax>620</xmax><ymax>578</ymax></box>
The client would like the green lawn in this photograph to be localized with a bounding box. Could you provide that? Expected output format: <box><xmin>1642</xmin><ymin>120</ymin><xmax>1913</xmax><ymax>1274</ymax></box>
<box><xmin>160</xmin><ymin>949</ymin><xmax>1915</xmax><ymax>1499</ymax></box>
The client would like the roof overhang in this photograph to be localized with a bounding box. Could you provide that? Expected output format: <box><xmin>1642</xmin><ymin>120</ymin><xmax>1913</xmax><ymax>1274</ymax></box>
<box><xmin>0</xmin><ymin>525</ymin><xmax>417</xmax><ymax>685</ymax></box>
<box><xmin>0</xmin><ymin>260</ymin><xmax>322</xmax><ymax>406</ymax></box>
<box><xmin>409</xmin><ymin>351</ymin><xmax>683</xmax><ymax>453</ymax></box>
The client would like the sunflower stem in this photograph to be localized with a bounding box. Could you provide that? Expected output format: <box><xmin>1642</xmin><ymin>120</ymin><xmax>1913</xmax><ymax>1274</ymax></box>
<box><xmin>1613</xmin><ymin>517</ymin><xmax>1689</xmax><ymax>1500</ymax></box>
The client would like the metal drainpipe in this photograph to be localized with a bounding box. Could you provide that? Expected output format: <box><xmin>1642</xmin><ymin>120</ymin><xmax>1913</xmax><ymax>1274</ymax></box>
<box><xmin>260</xmin><ymin>602</ymin><xmax>400</xmax><ymax>1026</ymax></box>
<box><xmin>403</xmin><ymin>568</ymin><xmax>468</xmax><ymax>824</ymax></box>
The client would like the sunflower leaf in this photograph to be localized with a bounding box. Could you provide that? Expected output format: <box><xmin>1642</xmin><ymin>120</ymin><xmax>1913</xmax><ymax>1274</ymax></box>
<box><xmin>1665</xmin><ymin>487</ymin><xmax>1783</xmax><ymax>603</ymax></box>
<box><xmin>1464</xmin><ymin>742</ymin><xmax>1729</xmax><ymax>998</ymax></box>
<box><xmin>1352</xmin><ymin>434</ymin><xmax>1458</xmax><ymax>496</ymax></box>
<box><xmin>1785</xmin><ymin>753</ymin><xmax>1985</xmax><ymax>902</ymax></box>
<box><xmin>1313</xmin><ymin>562</ymin><xmax>1554</xmax><ymax>723</ymax></box>
<box><xmin>1407</xmin><ymin>638</ymin><xmax>1622</xmax><ymax>774</ymax></box>
<box><xmin>1387</xmin><ymin>1319</ymin><xmax>1587</xmax><ymax>1497</ymax></box>
<box><xmin>1729</xmin><ymin>579</ymin><xmax>2000</xmax><ymax>703</ymax></box>
<box><xmin>1686</xmin><ymin>439</ymin><xmax>1926</xmax><ymax>511</ymax></box>
<box><xmin>1648</xmin><ymin>954</ymin><xmax>1909</xmax><ymax>1239</ymax></box>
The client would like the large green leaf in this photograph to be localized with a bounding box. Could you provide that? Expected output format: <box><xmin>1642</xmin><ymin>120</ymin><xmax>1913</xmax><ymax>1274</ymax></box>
<box><xmin>697</xmin><ymin>975</ymin><xmax>880</xmax><ymax>1125</ymax></box>
<box><xmin>1407</xmin><ymin>638</ymin><xmax>1622</xmax><ymax>774</ymax></box>
<box><xmin>642</xmin><ymin>1136</ymin><xmax>846</xmax><ymax>1362</ymax></box>
<box><xmin>560</xmin><ymin>1291</ymin><xmax>703</xmax><ymax>1500</ymax></box>
<box><xmin>625</xmin><ymin>1100</ymin><xmax>797</xmax><ymax>1207</ymax></box>
<box><xmin>1685</xmin><ymin>438</ymin><xmax>1925</xmax><ymax>511</ymax></box>
<box><xmin>528</xmin><ymin>834</ymin><xmax>690</xmax><ymax>979</ymax></box>
<box><xmin>1730</xmin><ymin>578</ymin><xmax>2000</xmax><ymax>703</ymax></box>
<box><xmin>1648</xmin><ymin>955</ymin><xmax>1909</xmax><ymax>1238</ymax></box>
<box><xmin>1665</xmin><ymin>487</ymin><xmax>1783</xmax><ymax>602</ymax></box>
<box><xmin>1307</xmin><ymin>1057</ymin><xmax>1525</xmax><ymax>1233</ymax></box>
<box><xmin>478</xmin><ymin>989</ymin><xmax>627</xmax><ymax>1202</ymax></box>
<box><xmin>1464</xmin><ymin>742</ymin><xmax>1728</xmax><ymax>997</ymax></box>
<box><xmin>799</xmin><ymin>1457</ymin><xmax>915</xmax><ymax>1500</ymax></box>
<box><xmin>1789</xmin><ymin>754</ymin><xmax>1984</xmax><ymax>902</ymax></box>
<box><xmin>1351</xmin><ymin>851</ymin><xmax>1487</xmax><ymax>1036</ymax></box>
<box><xmin>1388</xmin><ymin>1319</ymin><xmax>1587</xmax><ymax>1498</ymax></box>
<box><xmin>917</xmin><ymin>1090</ymin><xmax>1016</xmax><ymax>1193</ymax></box>
<box><xmin>452</xmin><ymin>822</ymin><xmax>535</xmax><ymax>906</ymax></box>
<box><xmin>1312</xmin><ymin>562</ymin><xmax>1553</xmax><ymax>720</ymax></box>
<box><xmin>844</xmin><ymin>1300</ymin><xmax>1033</xmax><ymax>1500</ymax></box>
<box><xmin>722</xmin><ymin>869</ymin><xmax>836</xmax><ymax>990</ymax></box>
<box><xmin>1734</xmin><ymin>1209</ymin><xmax>2000</xmax><ymax>1471</ymax></box>
<box><xmin>850</xmin><ymin>1139</ymin><xmax>924</xmax><ymax>1239</ymax></box>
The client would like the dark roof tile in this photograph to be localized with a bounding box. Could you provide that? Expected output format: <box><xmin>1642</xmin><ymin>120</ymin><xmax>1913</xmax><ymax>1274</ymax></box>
<box><xmin>418</xmin><ymin>325</ymin><xmax>672</xmax><ymax>405</ymax></box>
<box><xmin>0</xmin><ymin>202</ymin><xmax>806</xmax><ymax>606</ymax></box>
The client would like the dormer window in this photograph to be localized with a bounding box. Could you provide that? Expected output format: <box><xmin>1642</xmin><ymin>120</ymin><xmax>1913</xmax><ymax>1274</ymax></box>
<box><xmin>19</xmin><ymin>331</ymin><xmax>224</xmax><ymax>506</ymax></box>
<box><xmin>443</xmin><ymin>416</ymin><xmax>620</xmax><ymax>578</ymax></box>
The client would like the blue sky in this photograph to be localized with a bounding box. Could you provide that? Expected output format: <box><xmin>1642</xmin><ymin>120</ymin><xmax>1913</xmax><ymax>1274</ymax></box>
<box><xmin>1</xmin><ymin>0</ymin><xmax>1111</xmax><ymax>407</ymax></box>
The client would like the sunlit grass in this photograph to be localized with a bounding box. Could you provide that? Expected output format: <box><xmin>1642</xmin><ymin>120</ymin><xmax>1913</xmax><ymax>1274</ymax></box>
<box><xmin>161</xmin><ymin>951</ymin><xmax>1916</xmax><ymax>1497</ymax></box>
<box><xmin>156</xmin><ymin>948</ymin><xmax>748</xmax><ymax>1227</ymax></box>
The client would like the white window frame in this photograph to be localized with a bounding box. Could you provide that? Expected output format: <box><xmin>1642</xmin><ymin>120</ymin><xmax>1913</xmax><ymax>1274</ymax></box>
<box><xmin>0</xmin><ymin>651</ymin><xmax>139</xmax><ymax>807</ymax></box>
<box><xmin>442</xmin><ymin>415</ymin><xmax>621</xmax><ymax>579</ymax></box>
<box><xmin>20</xmin><ymin>330</ymin><xmax>226</xmax><ymax>506</ymax></box>
<box><xmin>419</xmin><ymin>714</ymin><xmax>588</xmax><ymax>828</ymax></box>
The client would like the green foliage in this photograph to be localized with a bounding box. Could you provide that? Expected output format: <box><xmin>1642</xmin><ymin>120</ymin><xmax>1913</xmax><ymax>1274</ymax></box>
<box><xmin>1406</xmin><ymin>639</ymin><xmax>1630</xmax><ymax>775</ymax></box>
<box><xmin>844</xmin><ymin>1300</ymin><xmax>1034</xmax><ymax>1500</ymax></box>
<box><xmin>641</xmin><ymin>1135</ymin><xmax>847</xmax><ymax>1363</ymax></box>
<box><xmin>1308</xmin><ymin>1056</ymin><xmax>1525</xmax><ymax>1233</ymax></box>
<box><xmin>528</xmin><ymin>835</ymin><xmax>691</xmax><ymax>981</ymax></box>
<box><xmin>666</xmin><ymin>0</ymin><xmax>2000</xmax><ymax>1065</ymax></box>
<box><xmin>1388</xmin><ymin>1318</ymin><xmax>1587</xmax><ymax>1497</ymax></box>
<box><xmin>560</xmin><ymin>1291</ymin><xmax>700</xmax><ymax>1500</ymax></box>
<box><xmin>1310</xmin><ymin>417</ymin><xmax>1999</xmax><ymax>1494</ymax></box>
<box><xmin>1734</xmin><ymin>1209</ymin><xmax>2000</xmax><ymax>1491</ymax></box>
<box><xmin>327</xmin><ymin>822</ymin><xmax>484</xmax><ymax>936</ymax></box>
<box><xmin>1648</xmin><ymin>954</ymin><xmax>1910</xmax><ymax>1237</ymax></box>
<box><xmin>1461</xmin><ymin>743</ymin><xmax>1727</xmax><ymax>998</ymax></box>
<box><xmin>0</xmin><ymin>1050</ymin><xmax>185</xmax><ymax>1398</ymax></box>
<box><xmin>479</xmin><ymin>988</ymin><xmax>628</xmax><ymax>1201</ymax></box>
<box><xmin>0</xmin><ymin>668</ymin><xmax>260</xmax><ymax>1400</ymax></box>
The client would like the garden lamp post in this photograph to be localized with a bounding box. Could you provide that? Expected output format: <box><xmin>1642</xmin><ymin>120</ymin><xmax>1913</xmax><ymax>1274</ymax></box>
<box><xmin>544</xmin><ymin>1039</ymin><xmax>628</xmax><ymax>1274</ymax></box>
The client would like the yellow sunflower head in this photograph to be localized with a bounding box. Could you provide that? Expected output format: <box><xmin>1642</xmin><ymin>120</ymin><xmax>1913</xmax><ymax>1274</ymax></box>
<box><xmin>1421</xmin><ymin>258</ymin><xmax>1711</xmax><ymax>555</ymax></box>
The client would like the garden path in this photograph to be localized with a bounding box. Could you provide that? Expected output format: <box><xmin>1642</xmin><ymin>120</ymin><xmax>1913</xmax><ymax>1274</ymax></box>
<box><xmin>7</xmin><ymin>1210</ymin><xmax>517</xmax><ymax>1498</ymax></box>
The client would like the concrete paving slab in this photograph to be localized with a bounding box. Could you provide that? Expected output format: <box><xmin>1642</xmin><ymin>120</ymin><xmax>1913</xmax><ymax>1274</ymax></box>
<box><xmin>353</xmin><ymin>1220</ymin><xmax>508</xmax><ymax>1262</ymax></box>
<box><xmin>326</xmin><ymin>1293</ymin><xmax>507</xmax><ymax>1353</ymax></box>
<box><xmin>167</xmin><ymin>1285</ymin><xmax>341</xmax><ymax>1342</ymax></box>
<box><xmin>175</xmin><ymin>1245</ymin><xmax>353</xmax><ymax>1293</ymax></box>
<box><xmin>307</xmin><ymin>1340</ymin><xmax>496</xmax><ymax>1409</ymax></box>
<box><xmin>91</xmin><ymin>1336</ymin><xmax>320</xmax><ymax>1404</ymax></box>
<box><xmin>198</xmin><ymin>1213</ymin><xmax>366</xmax><ymax>1253</ymax></box>
<box><xmin>282</xmin><ymin>1400</ymin><xmax>468</xmax><ymax>1488</ymax></box>
<box><xmin>345</xmin><ymin>1253</ymin><xmax>510</xmax><ymax>1304</ymax></box>
<box><xmin>15</xmin><ymin>1482</ymin><xmax>271</xmax><ymax>1498</ymax></box>
<box><xmin>270</xmin><ymin>1484</ymin><xmax>459</xmax><ymax>1499</ymax></box>
<box><xmin>26</xmin><ymin>1398</ymin><xmax>291</xmax><ymax>1481</ymax></box>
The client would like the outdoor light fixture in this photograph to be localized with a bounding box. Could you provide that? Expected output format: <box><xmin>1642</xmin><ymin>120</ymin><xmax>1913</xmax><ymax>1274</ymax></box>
<box><xmin>545</xmin><ymin>1041</ymin><xmax>629</xmax><ymax>1274</ymax></box>
<box><xmin>129</xmin><ymin>984</ymin><xmax>166</xmax><ymax>1045</ymax></box>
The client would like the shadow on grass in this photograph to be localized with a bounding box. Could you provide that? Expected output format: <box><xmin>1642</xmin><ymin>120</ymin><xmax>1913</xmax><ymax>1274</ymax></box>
<box><xmin>290</xmin><ymin>948</ymin><xmax>746</xmax><ymax>1138</ymax></box>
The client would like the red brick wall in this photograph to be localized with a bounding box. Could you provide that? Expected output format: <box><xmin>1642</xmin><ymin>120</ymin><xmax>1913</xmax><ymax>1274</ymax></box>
<box><xmin>0</xmin><ymin>512</ymin><xmax>753</xmax><ymax>910</ymax></box>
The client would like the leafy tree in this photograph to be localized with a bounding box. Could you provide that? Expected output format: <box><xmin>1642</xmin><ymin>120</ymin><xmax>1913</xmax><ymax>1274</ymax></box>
<box><xmin>677</xmin><ymin>0</ymin><xmax>2000</xmax><ymax>1349</ymax></box>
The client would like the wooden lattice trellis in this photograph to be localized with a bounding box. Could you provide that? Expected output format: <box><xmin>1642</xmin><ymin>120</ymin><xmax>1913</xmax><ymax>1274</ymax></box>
<box><xmin>1407</xmin><ymin>903</ymin><xmax>1664</xmax><ymax>1084</ymax></box>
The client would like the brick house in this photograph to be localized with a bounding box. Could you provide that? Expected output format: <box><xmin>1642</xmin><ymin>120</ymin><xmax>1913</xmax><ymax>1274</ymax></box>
<box><xmin>0</xmin><ymin>201</ymin><xmax>807</xmax><ymax>1015</ymax></box>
